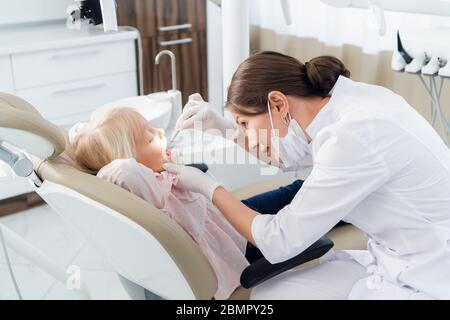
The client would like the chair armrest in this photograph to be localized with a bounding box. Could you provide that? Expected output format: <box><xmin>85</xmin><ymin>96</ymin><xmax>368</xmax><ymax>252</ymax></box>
<box><xmin>186</xmin><ymin>163</ymin><xmax>209</xmax><ymax>173</ymax></box>
<box><xmin>240</xmin><ymin>236</ymin><xmax>334</xmax><ymax>289</ymax></box>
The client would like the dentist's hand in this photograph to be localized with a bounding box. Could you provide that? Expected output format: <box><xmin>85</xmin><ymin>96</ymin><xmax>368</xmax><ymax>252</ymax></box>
<box><xmin>175</xmin><ymin>93</ymin><xmax>238</xmax><ymax>139</ymax></box>
<box><xmin>162</xmin><ymin>163</ymin><xmax>222</xmax><ymax>201</ymax></box>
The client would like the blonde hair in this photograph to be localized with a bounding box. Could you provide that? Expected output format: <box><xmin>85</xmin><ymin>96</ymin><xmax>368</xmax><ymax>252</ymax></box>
<box><xmin>67</xmin><ymin>107</ymin><xmax>147</xmax><ymax>175</ymax></box>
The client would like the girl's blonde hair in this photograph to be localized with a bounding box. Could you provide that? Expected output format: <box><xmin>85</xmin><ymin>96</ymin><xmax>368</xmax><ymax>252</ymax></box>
<box><xmin>67</xmin><ymin>107</ymin><xmax>147</xmax><ymax>175</ymax></box>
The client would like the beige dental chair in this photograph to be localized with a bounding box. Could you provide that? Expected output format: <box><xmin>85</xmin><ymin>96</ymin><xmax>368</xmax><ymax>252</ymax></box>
<box><xmin>0</xmin><ymin>92</ymin><xmax>367</xmax><ymax>300</ymax></box>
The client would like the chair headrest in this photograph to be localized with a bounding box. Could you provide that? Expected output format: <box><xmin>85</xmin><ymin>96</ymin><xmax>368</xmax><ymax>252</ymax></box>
<box><xmin>0</xmin><ymin>92</ymin><xmax>66</xmax><ymax>160</ymax></box>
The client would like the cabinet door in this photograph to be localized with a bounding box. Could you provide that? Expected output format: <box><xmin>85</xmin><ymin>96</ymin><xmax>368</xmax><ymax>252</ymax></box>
<box><xmin>116</xmin><ymin>0</ymin><xmax>157</xmax><ymax>37</ymax></box>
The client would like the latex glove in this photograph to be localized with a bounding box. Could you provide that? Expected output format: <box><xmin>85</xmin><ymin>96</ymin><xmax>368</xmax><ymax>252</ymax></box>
<box><xmin>162</xmin><ymin>163</ymin><xmax>222</xmax><ymax>201</ymax></box>
<box><xmin>175</xmin><ymin>93</ymin><xmax>238</xmax><ymax>139</ymax></box>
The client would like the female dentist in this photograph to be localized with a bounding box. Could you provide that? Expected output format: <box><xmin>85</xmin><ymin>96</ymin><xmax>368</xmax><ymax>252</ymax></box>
<box><xmin>163</xmin><ymin>51</ymin><xmax>450</xmax><ymax>300</ymax></box>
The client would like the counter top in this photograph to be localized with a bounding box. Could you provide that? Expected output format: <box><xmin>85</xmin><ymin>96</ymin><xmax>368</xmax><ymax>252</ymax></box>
<box><xmin>0</xmin><ymin>22</ymin><xmax>139</xmax><ymax>56</ymax></box>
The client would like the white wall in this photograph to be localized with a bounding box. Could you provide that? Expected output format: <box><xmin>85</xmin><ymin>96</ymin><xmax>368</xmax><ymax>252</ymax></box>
<box><xmin>0</xmin><ymin>0</ymin><xmax>73</xmax><ymax>27</ymax></box>
<box><xmin>206</xmin><ymin>0</ymin><xmax>223</xmax><ymax>114</ymax></box>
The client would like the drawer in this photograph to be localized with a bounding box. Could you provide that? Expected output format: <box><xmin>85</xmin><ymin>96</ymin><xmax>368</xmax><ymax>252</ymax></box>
<box><xmin>0</xmin><ymin>55</ymin><xmax>14</xmax><ymax>93</ymax></box>
<box><xmin>16</xmin><ymin>71</ymin><xmax>138</xmax><ymax>126</ymax></box>
<box><xmin>12</xmin><ymin>40</ymin><xmax>136</xmax><ymax>89</ymax></box>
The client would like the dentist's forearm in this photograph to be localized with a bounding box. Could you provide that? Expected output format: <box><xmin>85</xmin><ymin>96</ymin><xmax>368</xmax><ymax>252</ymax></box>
<box><xmin>212</xmin><ymin>186</ymin><xmax>258</xmax><ymax>245</ymax></box>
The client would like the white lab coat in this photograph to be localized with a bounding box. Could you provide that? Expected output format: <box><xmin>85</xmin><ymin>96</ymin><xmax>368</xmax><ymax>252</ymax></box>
<box><xmin>251</xmin><ymin>76</ymin><xmax>450</xmax><ymax>299</ymax></box>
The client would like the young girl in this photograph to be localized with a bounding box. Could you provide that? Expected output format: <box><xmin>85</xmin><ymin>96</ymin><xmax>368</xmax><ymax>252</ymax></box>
<box><xmin>66</xmin><ymin>107</ymin><xmax>250</xmax><ymax>299</ymax></box>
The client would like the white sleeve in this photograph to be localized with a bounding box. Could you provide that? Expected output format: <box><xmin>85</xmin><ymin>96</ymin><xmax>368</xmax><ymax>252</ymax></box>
<box><xmin>251</xmin><ymin>128</ymin><xmax>390</xmax><ymax>263</ymax></box>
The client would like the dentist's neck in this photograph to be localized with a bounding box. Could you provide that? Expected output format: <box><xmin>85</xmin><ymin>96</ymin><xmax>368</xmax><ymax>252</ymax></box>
<box><xmin>288</xmin><ymin>96</ymin><xmax>331</xmax><ymax>142</ymax></box>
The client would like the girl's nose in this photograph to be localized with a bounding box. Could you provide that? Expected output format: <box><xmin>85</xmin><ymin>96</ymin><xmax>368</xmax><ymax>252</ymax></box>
<box><xmin>156</xmin><ymin>128</ymin><xmax>165</xmax><ymax>138</ymax></box>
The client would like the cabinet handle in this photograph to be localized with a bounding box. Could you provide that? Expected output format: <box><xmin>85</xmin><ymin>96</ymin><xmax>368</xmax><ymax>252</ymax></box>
<box><xmin>51</xmin><ymin>48</ymin><xmax>102</xmax><ymax>60</ymax></box>
<box><xmin>53</xmin><ymin>83</ymin><xmax>105</xmax><ymax>95</ymax></box>
<box><xmin>158</xmin><ymin>23</ymin><xmax>192</xmax><ymax>32</ymax></box>
<box><xmin>159</xmin><ymin>38</ymin><xmax>192</xmax><ymax>47</ymax></box>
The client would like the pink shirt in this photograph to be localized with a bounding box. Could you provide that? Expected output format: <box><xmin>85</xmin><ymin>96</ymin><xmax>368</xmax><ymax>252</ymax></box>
<box><xmin>97</xmin><ymin>158</ymin><xmax>248</xmax><ymax>299</ymax></box>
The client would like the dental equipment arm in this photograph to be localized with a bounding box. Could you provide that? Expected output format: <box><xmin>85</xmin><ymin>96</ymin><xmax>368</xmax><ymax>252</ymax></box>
<box><xmin>321</xmin><ymin>0</ymin><xmax>386</xmax><ymax>36</ymax></box>
<box><xmin>280</xmin><ymin>0</ymin><xmax>292</xmax><ymax>25</ymax></box>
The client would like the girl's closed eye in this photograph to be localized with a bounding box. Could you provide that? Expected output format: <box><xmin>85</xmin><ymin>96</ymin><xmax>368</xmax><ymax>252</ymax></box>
<box><xmin>135</xmin><ymin>126</ymin><xmax>169</xmax><ymax>173</ymax></box>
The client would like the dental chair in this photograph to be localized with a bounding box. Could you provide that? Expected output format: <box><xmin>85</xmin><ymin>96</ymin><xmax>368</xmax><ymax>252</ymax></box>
<box><xmin>0</xmin><ymin>92</ymin><xmax>367</xmax><ymax>300</ymax></box>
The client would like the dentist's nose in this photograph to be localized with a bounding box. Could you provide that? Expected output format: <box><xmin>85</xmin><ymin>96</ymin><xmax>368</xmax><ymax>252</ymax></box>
<box><xmin>246</xmin><ymin>129</ymin><xmax>259</xmax><ymax>149</ymax></box>
<box><xmin>248</xmin><ymin>139</ymin><xmax>259</xmax><ymax>150</ymax></box>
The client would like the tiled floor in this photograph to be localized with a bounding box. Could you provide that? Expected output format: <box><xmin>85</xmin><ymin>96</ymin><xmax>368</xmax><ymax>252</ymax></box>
<box><xmin>0</xmin><ymin>205</ymin><xmax>131</xmax><ymax>300</ymax></box>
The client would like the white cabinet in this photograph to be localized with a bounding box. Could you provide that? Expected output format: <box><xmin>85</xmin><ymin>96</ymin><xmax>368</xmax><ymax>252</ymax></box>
<box><xmin>12</xmin><ymin>41</ymin><xmax>136</xmax><ymax>89</ymax></box>
<box><xmin>17</xmin><ymin>72</ymin><xmax>137</xmax><ymax>127</ymax></box>
<box><xmin>0</xmin><ymin>56</ymin><xmax>14</xmax><ymax>93</ymax></box>
<box><xmin>0</xmin><ymin>24</ymin><xmax>139</xmax><ymax>200</ymax></box>
<box><xmin>10</xmin><ymin>39</ymin><xmax>138</xmax><ymax>128</ymax></box>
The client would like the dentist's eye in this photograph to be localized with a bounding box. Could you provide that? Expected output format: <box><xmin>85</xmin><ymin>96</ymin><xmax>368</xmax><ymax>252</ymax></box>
<box><xmin>239</xmin><ymin>121</ymin><xmax>247</xmax><ymax>129</ymax></box>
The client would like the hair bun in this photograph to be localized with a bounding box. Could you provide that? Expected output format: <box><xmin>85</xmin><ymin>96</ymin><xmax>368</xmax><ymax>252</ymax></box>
<box><xmin>305</xmin><ymin>56</ymin><xmax>350</xmax><ymax>96</ymax></box>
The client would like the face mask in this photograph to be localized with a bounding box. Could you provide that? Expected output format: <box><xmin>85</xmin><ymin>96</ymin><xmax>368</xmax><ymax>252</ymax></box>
<box><xmin>267</xmin><ymin>101</ymin><xmax>313</xmax><ymax>172</ymax></box>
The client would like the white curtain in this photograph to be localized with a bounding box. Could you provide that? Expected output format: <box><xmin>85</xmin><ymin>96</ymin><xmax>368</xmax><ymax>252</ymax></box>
<box><xmin>250</xmin><ymin>0</ymin><xmax>450</xmax><ymax>55</ymax></box>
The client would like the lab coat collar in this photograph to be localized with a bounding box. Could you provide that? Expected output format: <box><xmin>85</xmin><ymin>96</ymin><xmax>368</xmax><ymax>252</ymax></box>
<box><xmin>305</xmin><ymin>76</ymin><xmax>353</xmax><ymax>140</ymax></box>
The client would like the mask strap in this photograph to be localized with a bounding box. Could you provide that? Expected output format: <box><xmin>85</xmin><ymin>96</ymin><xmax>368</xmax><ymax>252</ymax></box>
<box><xmin>283</xmin><ymin>112</ymin><xmax>292</xmax><ymax>126</ymax></box>
<box><xmin>267</xmin><ymin>101</ymin><xmax>276</xmax><ymax>137</ymax></box>
<box><xmin>268</xmin><ymin>100</ymin><xmax>292</xmax><ymax>133</ymax></box>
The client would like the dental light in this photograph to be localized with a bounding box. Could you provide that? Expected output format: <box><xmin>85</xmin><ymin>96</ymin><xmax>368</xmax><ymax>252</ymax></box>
<box><xmin>69</xmin><ymin>0</ymin><xmax>118</xmax><ymax>32</ymax></box>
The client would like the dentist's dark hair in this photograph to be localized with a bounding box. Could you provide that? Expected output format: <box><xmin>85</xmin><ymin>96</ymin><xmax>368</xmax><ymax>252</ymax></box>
<box><xmin>226</xmin><ymin>51</ymin><xmax>350</xmax><ymax>116</ymax></box>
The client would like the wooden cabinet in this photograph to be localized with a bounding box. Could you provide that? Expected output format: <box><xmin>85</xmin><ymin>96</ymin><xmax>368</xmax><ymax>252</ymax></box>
<box><xmin>116</xmin><ymin>0</ymin><xmax>208</xmax><ymax>104</ymax></box>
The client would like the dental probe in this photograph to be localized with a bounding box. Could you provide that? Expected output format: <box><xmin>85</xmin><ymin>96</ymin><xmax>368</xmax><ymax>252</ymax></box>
<box><xmin>167</xmin><ymin>128</ymin><xmax>181</xmax><ymax>150</ymax></box>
